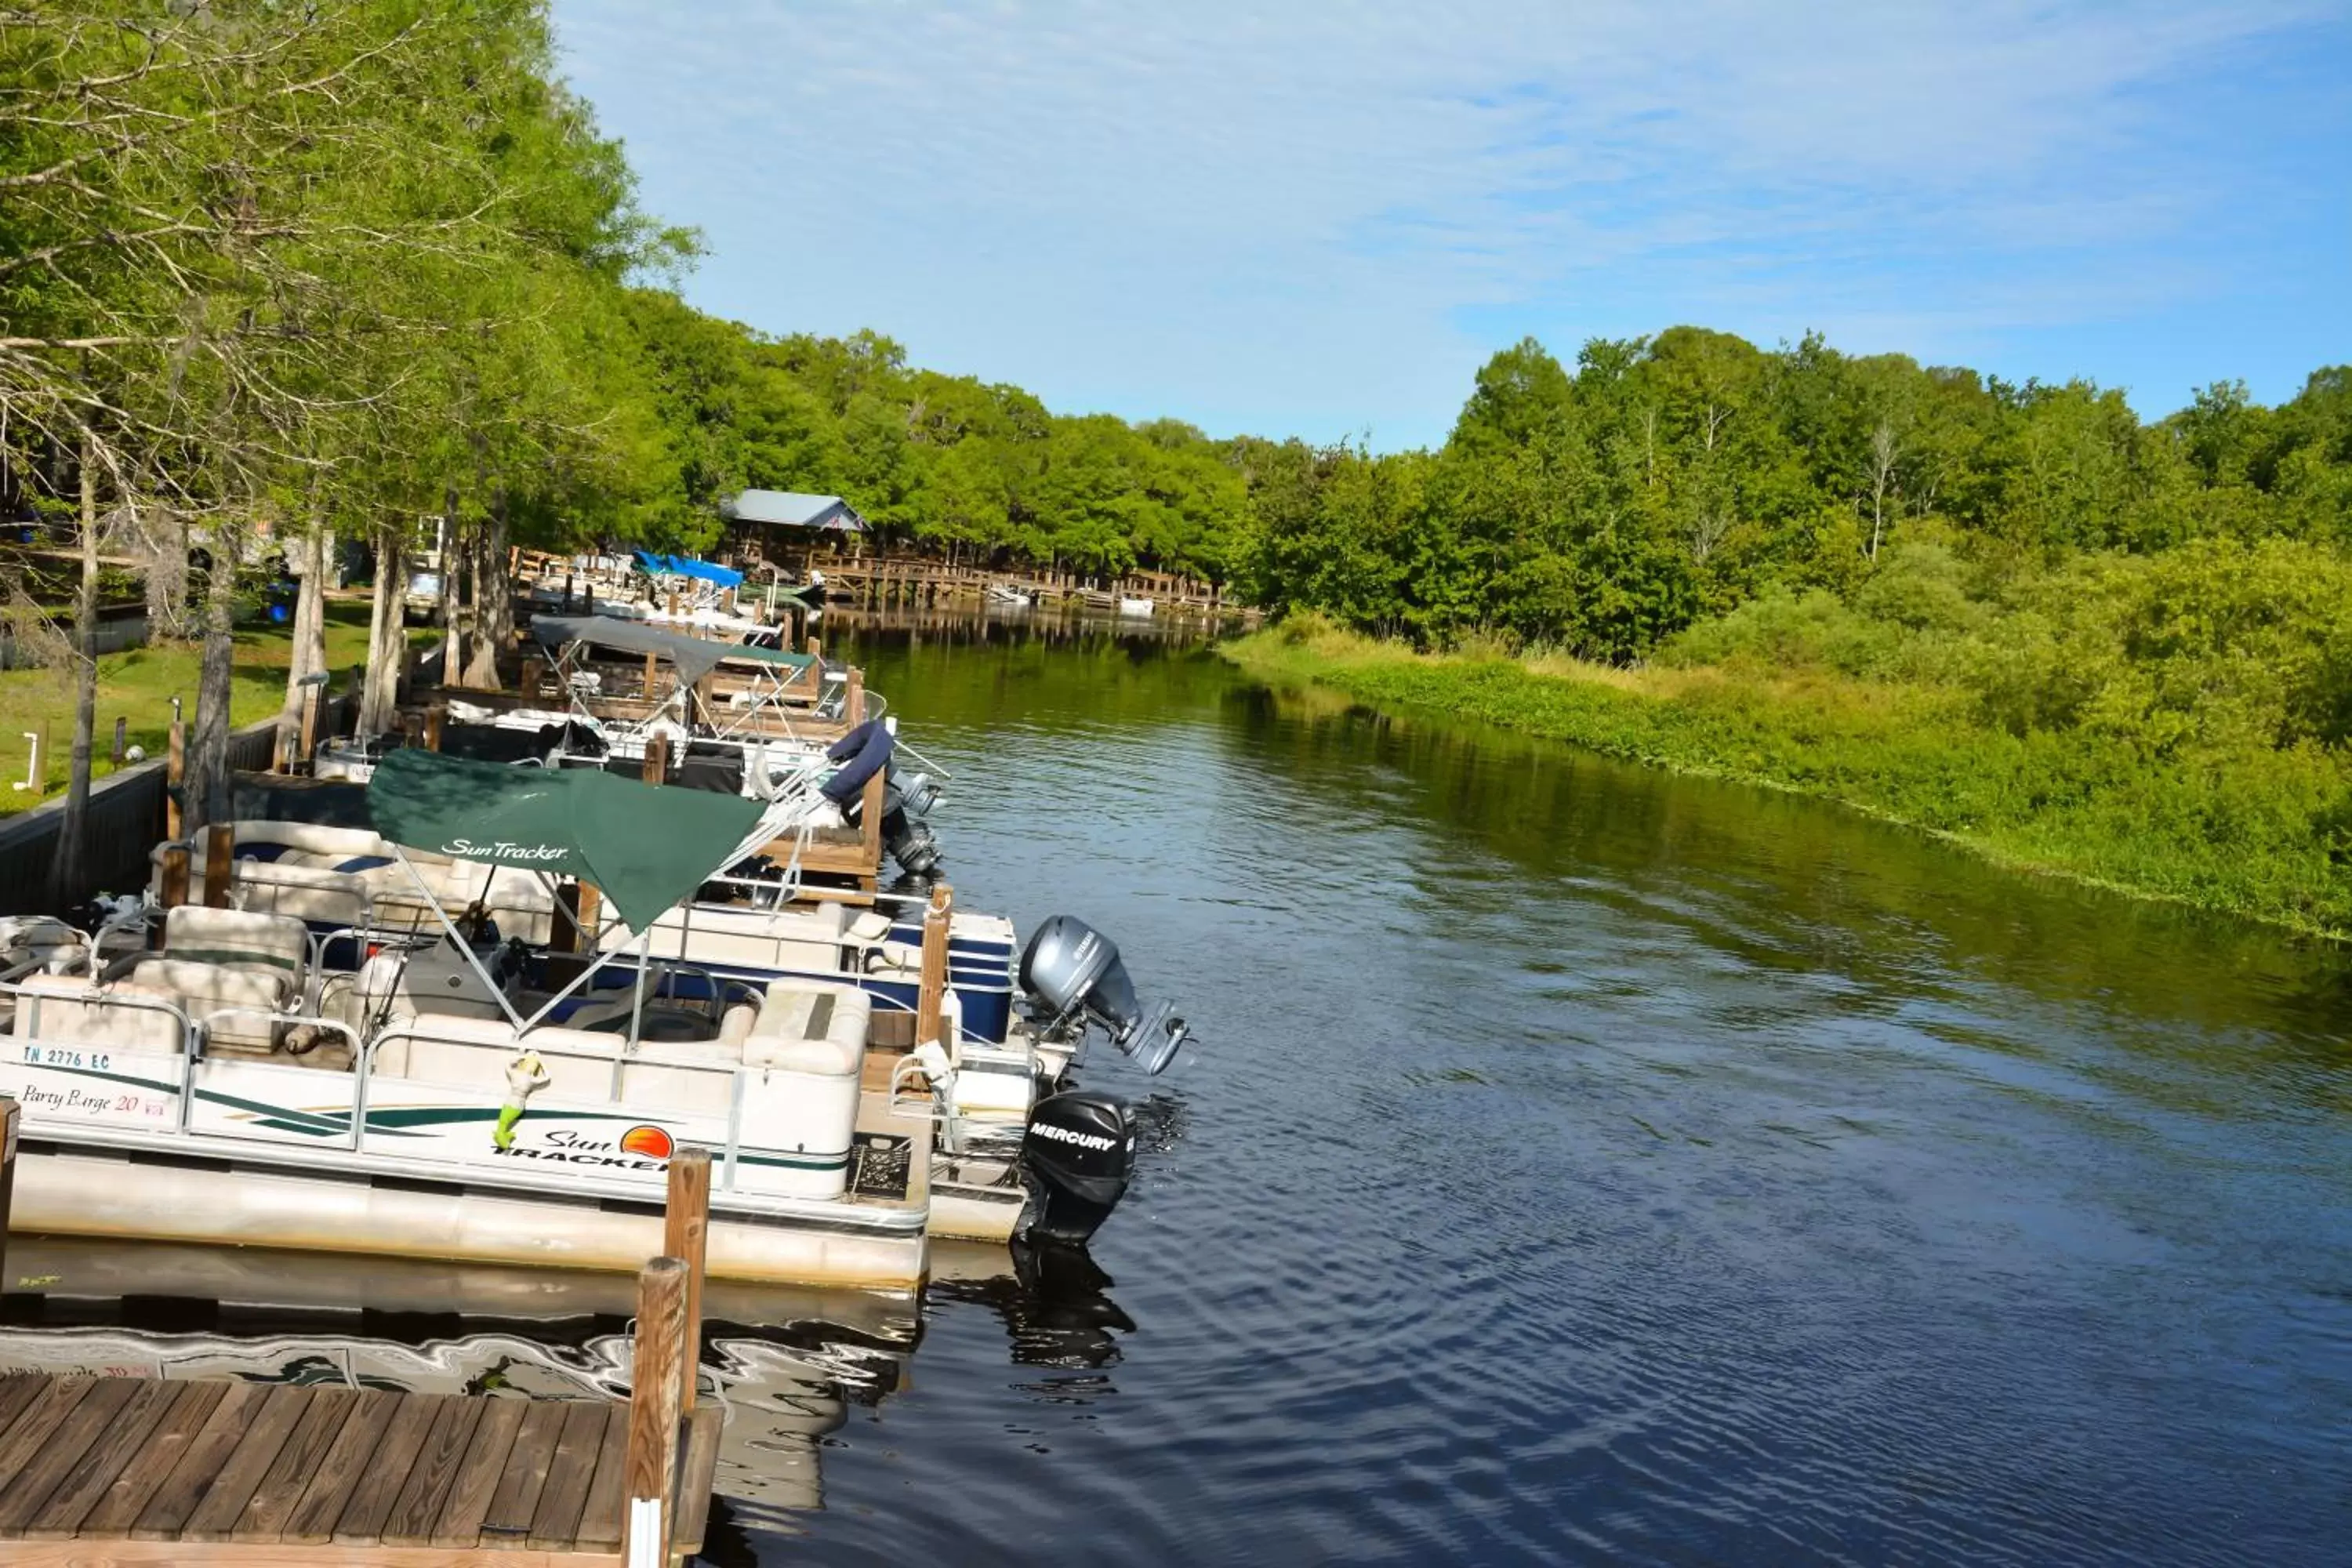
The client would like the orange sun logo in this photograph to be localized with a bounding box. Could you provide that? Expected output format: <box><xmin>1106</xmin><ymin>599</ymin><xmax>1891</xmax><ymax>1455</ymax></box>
<box><xmin>619</xmin><ymin>1125</ymin><xmax>674</xmax><ymax>1160</ymax></box>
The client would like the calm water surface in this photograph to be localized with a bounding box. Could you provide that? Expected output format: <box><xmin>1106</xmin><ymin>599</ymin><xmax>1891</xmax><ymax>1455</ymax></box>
<box><xmin>10</xmin><ymin>612</ymin><xmax>2349</xmax><ymax>1566</ymax></box>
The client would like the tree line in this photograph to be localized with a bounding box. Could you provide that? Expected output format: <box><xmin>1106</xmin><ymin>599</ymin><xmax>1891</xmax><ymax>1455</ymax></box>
<box><xmin>1240</xmin><ymin>328</ymin><xmax>2352</xmax><ymax>665</ymax></box>
<box><xmin>0</xmin><ymin>1</ymin><xmax>1243</xmax><ymax>902</ymax></box>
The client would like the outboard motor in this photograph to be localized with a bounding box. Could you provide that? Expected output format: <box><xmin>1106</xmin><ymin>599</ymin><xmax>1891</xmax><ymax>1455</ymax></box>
<box><xmin>1022</xmin><ymin>1091</ymin><xmax>1137</xmax><ymax>1243</ymax></box>
<box><xmin>1018</xmin><ymin>915</ymin><xmax>1188</xmax><ymax>1074</ymax></box>
<box><xmin>880</xmin><ymin>766</ymin><xmax>944</xmax><ymax>877</ymax></box>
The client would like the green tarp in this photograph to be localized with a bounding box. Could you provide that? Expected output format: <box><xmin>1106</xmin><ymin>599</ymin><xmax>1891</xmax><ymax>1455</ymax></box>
<box><xmin>365</xmin><ymin>750</ymin><xmax>763</xmax><ymax>933</ymax></box>
<box><xmin>530</xmin><ymin>615</ymin><xmax>815</xmax><ymax>687</ymax></box>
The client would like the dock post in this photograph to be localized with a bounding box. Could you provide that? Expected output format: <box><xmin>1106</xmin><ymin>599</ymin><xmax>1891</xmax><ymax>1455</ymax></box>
<box><xmin>158</xmin><ymin>843</ymin><xmax>190</xmax><ymax>909</ymax></box>
<box><xmin>110</xmin><ymin>717</ymin><xmax>125</xmax><ymax>768</ymax></box>
<box><xmin>520</xmin><ymin>655</ymin><xmax>545</xmax><ymax>702</ymax></box>
<box><xmin>299</xmin><ymin>681</ymin><xmax>322</xmax><ymax>766</ymax></box>
<box><xmin>623</xmin><ymin>1255</ymin><xmax>688</xmax><ymax>1568</ymax></box>
<box><xmin>165</xmin><ymin>719</ymin><xmax>185</xmax><ymax>840</ymax></box>
<box><xmin>201</xmin><ymin>823</ymin><xmax>234</xmax><ymax>909</ymax></box>
<box><xmin>916</xmin><ymin>882</ymin><xmax>953</xmax><ymax>1050</ymax></box>
<box><xmin>642</xmin><ymin>731</ymin><xmax>670</xmax><ymax>786</ymax></box>
<box><xmin>844</xmin><ymin>666</ymin><xmax>863</xmax><ymax>724</ymax></box>
<box><xmin>424</xmin><ymin>703</ymin><xmax>445</xmax><ymax>751</ymax></box>
<box><xmin>0</xmin><ymin>1096</ymin><xmax>16</xmax><ymax>1289</ymax></box>
<box><xmin>643</xmin><ymin>650</ymin><xmax>659</xmax><ymax>702</ymax></box>
<box><xmin>665</xmin><ymin>1148</ymin><xmax>711</xmax><ymax>1414</ymax></box>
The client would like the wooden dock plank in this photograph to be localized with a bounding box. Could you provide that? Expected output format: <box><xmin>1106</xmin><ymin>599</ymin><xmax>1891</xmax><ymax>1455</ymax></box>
<box><xmin>129</xmin><ymin>1380</ymin><xmax>275</xmax><ymax>1539</ymax></box>
<box><xmin>380</xmin><ymin>1396</ymin><xmax>489</xmax><ymax>1548</ymax></box>
<box><xmin>328</xmin><ymin>1392</ymin><xmax>447</xmax><ymax>1545</ymax></box>
<box><xmin>22</xmin><ymin>1377</ymin><xmax>187</xmax><ymax>1540</ymax></box>
<box><xmin>570</xmin><ymin>1402</ymin><xmax>631</xmax><ymax>1553</ymax></box>
<box><xmin>0</xmin><ymin>1374</ymin><xmax>145</xmax><ymax>1534</ymax></box>
<box><xmin>475</xmin><ymin>1399</ymin><xmax>568</xmax><ymax>1544</ymax></box>
<box><xmin>0</xmin><ymin>1376</ymin><xmax>97</xmax><ymax>1494</ymax></box>
<box><xmin>73</xmin><ymin>1381</ymin><xmax>230</xmax><ymax>1538</ymax></box>
<box><xmin>524</xmin><ymin>1402</ymin><xmax>614</xmax><ymax>1550</ymax></box>
<box><xmin>232</xmin><ymin>1385</ymin><xmax>363</xmax><ymax>1542</ymax></box>
<box><xmin>0</xmin><ymin>1374</ymin><xmax>50</xmax><ymax>1443</ymax></box>
<box><xmin>177</xmin><ymin>1382</ymin><xmax>313</xmax><ymax>1541</ymax></box>
<box><xmin>280</xmin><ymin>1388</ymin><xmax>401</xmax><ymax>1546</ymax></box>
<box><xmin>426</xmin><ymin>1397</ymin><xmax>528</xmax><ymax>1549</ymax></box>
<box><xmin>0</xmin><ymin>1542</ymin><xmax>621</xmax><ymax>1566</ymax></box>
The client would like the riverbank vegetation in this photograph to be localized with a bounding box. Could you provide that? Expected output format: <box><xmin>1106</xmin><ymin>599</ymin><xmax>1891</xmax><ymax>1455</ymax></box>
<box><xmin>1222</xmin><ymin>328</ymin><xmax>2352</xmax><ymax>935</ymax></box>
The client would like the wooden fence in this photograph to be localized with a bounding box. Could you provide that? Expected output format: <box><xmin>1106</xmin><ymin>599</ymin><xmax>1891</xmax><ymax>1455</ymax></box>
<box><xmin>0</xmin><ymin>706</ymin><xmax>338</xmax><ymax>917</ymax></box>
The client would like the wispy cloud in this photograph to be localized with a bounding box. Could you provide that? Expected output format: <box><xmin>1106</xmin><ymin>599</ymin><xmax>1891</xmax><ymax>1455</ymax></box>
<box><xmin>556</xmin><ymin>0</ymin><xmax>2350</xmax><ymax>445</ymax></box>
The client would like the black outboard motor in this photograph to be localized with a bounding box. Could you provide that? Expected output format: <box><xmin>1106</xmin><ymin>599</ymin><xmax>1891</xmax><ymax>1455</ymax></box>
<box><xmin>1022</xmin><ymin>1091</ymin><xmax>1138</xmax><ymax>1243</ymax></box>
<box><xmin>1018</xmin><ymin>915</ymin><xmax>1188</xmax><ymax>1074</ymax></box>
<box><xmin>880</xmin><ymin>764</ymin><xmax>944</xmax><ymax>877</ymax></box>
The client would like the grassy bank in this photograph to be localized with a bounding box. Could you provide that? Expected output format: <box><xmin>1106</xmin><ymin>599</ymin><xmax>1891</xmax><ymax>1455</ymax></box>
<box><xmin>1221</xmin><ymin>618</ymin><xmax>2352</xmax><ymax>941</ymax></box>
<box><xmin>0</xmin><ymin>599</ymin><xmax>388</xmax><ymax>815</ymax></box>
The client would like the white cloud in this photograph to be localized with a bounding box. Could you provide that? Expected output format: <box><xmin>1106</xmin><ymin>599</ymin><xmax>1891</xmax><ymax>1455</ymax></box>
<box><xmin>555</xmin><ymin>0</ymin><xmax>2343</xmax><ymax>443</ymax></box>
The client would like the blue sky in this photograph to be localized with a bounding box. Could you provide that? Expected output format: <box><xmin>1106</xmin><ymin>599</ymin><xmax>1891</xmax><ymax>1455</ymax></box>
<box><xmin>554</xmin><ymin>0</ymin><xmax>2350</xmax><ymax>450</ymax></box>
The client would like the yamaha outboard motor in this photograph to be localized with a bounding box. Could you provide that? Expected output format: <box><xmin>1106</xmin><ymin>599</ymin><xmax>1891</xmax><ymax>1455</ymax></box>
<box><xmin>1018</xmin><ymin>915</ymin><xmax>1188</xmax><ymax>1074</ymax></box>
<box><xmin>1022</xmin><ymin>1091</ymin><xmax>1138</xmax><ymax>1243</ymax></box>
<box><xmin>880</xmin><ymin>765</ymin><xmax>944</xmax><ymax>877</ymax></box>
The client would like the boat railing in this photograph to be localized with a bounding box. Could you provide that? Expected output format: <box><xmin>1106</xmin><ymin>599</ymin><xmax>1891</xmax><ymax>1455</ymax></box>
<box><xmin>365</xmin><ymin>1020</ymin><xmax>764</xmax><ymax>1192</ymax></box>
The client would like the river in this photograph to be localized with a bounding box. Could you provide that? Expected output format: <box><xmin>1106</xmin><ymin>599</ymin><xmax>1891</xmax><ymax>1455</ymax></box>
<box><xmin>8</xmin><ymin>610</ymin><xmax>2349</xmax><ymax>1565</ymax></box>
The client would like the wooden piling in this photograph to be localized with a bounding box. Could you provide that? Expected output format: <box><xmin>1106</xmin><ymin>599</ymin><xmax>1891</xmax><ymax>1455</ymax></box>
<box><xmin>622</xmin><ymin>1257</ymin><xmax>687</xmax><ymax>1567</ymax></box>
<box><xmin>916</xmin><ymin>882</ymin><xmax>953</xmax><ymax>1050</ymax></box>
<box><xmin>158</xmin><ymin>844</ymin><xmax>190</xmax><ymax>911</ymax></box>
<box><xmin>298</xmin><ymin>684</ymin><xmax>322</xmax><ymax>767</ymax></box>
<box><xmin>201</xmin><ymin>825</ymin><xmax>234</xmax><ymax>911</ymax></box>
<box><xmin>844</xmin><ymin>666</ymin><xmax>863</xmax><ymax>724</ymax></box>
<box><xmin>165</xmin><ymin>720</ymin><xmax>185</xmax><ymax>840</ymax></box>
<box><xmin>664</xmin><ymin>1150</ymin><xmax>711</xmax><ymax>1417</ymax></box>
<box><xmin>423</xmin><ymin>705</ymin><xmax>445</xmax><ymax>752</ymax></box>
<box><xmin>641</xmin><ymin>732</ymin><xmax>669</xmax><ymax>787</ymax></box>
<box><xmin>0</xmin><ymin>1096</ymin><xmax>16</xmax><ymax>1290</ymax></box>
<box><xmin>111</xmin><ymin>717</ymin><xmax>125</xmax><ymax>768</ymax></box>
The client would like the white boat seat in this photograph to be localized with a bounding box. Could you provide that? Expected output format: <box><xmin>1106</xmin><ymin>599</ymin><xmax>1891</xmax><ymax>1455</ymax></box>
<box><xmin>161</xmin><ymin>906</ymin><xmax>308</xmax><ymax>976</ymax></box>
<box><xmin>744</xmin><ymin>982</ymin><xmax>868</xmax><ymax>1076</ymax></box>
<box><xmin>114</xmin><ymin>958</ymin><xmax>292</xmax><ymax>1051</ymax></box>
<box><xmin>13</xmin><ymin>973</ymin><xmax>189</xmax><ymax>1054</ymax></box>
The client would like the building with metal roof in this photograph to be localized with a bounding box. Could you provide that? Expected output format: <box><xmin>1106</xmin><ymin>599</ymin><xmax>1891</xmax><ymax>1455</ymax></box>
<box><xmin>720</xmin><ymin>491</ymin><xmax>868</xmax><ymax>532</ymax></box>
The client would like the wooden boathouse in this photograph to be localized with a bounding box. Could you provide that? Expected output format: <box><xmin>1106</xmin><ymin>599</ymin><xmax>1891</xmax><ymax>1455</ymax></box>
<box><xmin>0</xmin><ymin>1101</ymin><xmax>725</xmax><ymax>1566</ymax></box>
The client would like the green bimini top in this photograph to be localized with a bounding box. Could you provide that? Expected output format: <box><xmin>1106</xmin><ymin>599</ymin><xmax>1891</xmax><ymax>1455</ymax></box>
<box><xmin>529</xmin><ymin>614</ymin><xmax>816</xmax><ymax>685</ymax></box>
<box><xmin>365</xmin><ymin>749</ymin><xmax>762</xmax><ymax>932</ymax></box>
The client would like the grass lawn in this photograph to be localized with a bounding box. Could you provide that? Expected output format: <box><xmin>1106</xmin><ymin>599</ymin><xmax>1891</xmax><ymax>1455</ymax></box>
<box><xmin>0</xmin><ymin>597</ymin><xmax>395</xmax><ymax>815</ymax></box>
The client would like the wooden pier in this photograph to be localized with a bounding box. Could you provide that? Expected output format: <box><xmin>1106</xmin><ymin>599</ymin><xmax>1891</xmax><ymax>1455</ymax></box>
<box><xmin>0</xmin><ymin>1102</ymin><xmax>724</xmax><ymax>1566</ymax></box>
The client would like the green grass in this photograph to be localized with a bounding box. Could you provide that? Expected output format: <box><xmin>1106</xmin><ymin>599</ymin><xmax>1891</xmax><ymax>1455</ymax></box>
<box><xmin>0</xmin><ymin>598</ymin><xmax>392</xmax><ymax>814</ymax></box>
<box><xmin>1221</xmin><ymin>619</ymin><xmax>2352</xmax><ymax>941</ymax></box>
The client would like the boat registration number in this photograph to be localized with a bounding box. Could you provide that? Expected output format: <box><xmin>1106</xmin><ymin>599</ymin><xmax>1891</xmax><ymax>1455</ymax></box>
<box><xmin>20</xmin><ymin>1045</ymin><xmax>111</xmax><ymax>1073</ymax></box>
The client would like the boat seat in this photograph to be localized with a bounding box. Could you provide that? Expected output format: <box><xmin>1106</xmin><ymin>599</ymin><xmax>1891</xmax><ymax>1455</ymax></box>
<box><xmin>744</xmin><ymin>981</ymin><xmax>868</xmax><ymax>1076</ymax></box>
<box><xmin>158</xmin><ymin>906</ymin><xmax>308</xmax><ymax>976</ymax></box>
<box><xmin>614</xmin><ymin>900</ymin><xmax>848</xmax><ymax>971</ymax></box>
<box><xmin>12</xmin><ymin>973</ymin><xmax>190</xmax><ymax>1054</ymax></box>
<box><xmin>115</xmin><ymin>958</ymin><xmax>292</xmax><ymax>1051</ymax></box>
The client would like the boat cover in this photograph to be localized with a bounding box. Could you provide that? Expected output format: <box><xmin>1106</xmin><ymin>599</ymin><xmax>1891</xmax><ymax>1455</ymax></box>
<box><xmin>632</xmin><ymin>550</ymin><xmax>744</xmax><ymax>589</ymax></box>
<box><xmin>529</xmin><ymin>615</ymin><xmax>814</xmax><ymax>685</ymax></box>
<box><xmin>365</xmin><ymin>750</ymin><xmax>761</xmax><ymax>932</ymax></box>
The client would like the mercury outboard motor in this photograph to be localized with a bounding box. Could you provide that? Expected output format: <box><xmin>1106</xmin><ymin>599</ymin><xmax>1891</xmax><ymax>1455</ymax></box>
<box><xmin>1018</xmin><ymin>915</ymin><xmax>1188</xmax><ymax>1074</ymax></box>
<box><xmin>1022</xmin><ymin>1091</ymin><xmax>1137</xmax><ymax>1243</ymax></box>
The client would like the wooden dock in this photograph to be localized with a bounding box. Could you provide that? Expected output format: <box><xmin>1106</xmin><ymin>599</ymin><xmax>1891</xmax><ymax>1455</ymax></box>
<box><xmin>0</xmin><ymin>1102</ymin><xmax>725</xmax><ymax>1567</ymax></box>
